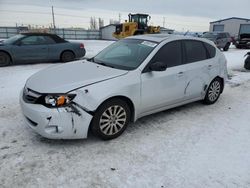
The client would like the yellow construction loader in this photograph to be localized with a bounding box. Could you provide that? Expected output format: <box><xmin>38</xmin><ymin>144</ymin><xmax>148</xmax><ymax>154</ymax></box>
<box><xmin>113</xmin><ymin>13</ymin><xmax>160</xmax><ymax>39</ymax></box>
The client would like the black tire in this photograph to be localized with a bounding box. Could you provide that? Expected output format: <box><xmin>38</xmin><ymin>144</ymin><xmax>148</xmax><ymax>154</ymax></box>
<box><xmin>0</xmin><ymin>51</ymin><xmax>11</xmax><ymax>67</ymax></box>
<box><xmin>60</xmin><ymin>51</ymin><xmax>75</xmax><ymax>62</ymax></box>
<box><xmin>244</xmin><ymin>57</ymin><xmax>250</xmax><ymax>70</ymax></box>
<box><xmin>223</xmin><ymin>42</ymin><xmax>230</xmax><ymax>51</ymax></box>
<box><xmin>91</xmin><ymin>99</ymin><xmax>131</xmax><ymax>140</ymax></box>
<box><xmin>203</xmin><ymin>78</ymin><xmax>222</xmax><ymax>105</ymax></box>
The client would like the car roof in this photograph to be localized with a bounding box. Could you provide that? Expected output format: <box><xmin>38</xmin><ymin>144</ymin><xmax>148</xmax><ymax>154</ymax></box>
<box><xmin>19</xmin><ymin>32</ymin><xmax>67</xmax><ymax>43</ymax></box>
<box><xmin>20</xmin><ymin>32</ymin><xmax>58</xmax><ymax>36</ymax></box>
<box><xmin>127</xmin><ymin>34</ymin><xmax>213</xmax><ymax>44</ymax></box>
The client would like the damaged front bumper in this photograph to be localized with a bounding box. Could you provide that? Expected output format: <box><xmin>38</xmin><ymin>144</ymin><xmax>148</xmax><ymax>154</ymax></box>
<box><xmin>20</xmin><ymin>90</ymin><xmax>93</xmax><ymax>139</ymax></box>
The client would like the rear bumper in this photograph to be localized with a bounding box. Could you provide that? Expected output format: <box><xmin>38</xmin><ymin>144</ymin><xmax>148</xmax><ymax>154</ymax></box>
<box><xmin>75</xmin><ymin>48</ymin><xmax>86</xmax><ymax>59</ymax></box>
<box><xmin>20</xmin><ymin>89</ymin><xmax>93</xmax><ymax>139</ymax></box>
<box><xmin>235</xmin><ymin>41</ymin><xmax>250</xmax><ymax>48</ymax></box>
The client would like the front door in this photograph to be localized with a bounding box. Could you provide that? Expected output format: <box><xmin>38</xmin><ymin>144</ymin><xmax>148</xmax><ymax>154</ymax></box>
<box><xmin>13</xmin><ymin>35</ymin><xmax>48</xmax><ymax>62</ymax></box>
<box><xmin>140</xmin><ymin>41</ymin><xmax>187</xmax><ymax>114</ymax></box>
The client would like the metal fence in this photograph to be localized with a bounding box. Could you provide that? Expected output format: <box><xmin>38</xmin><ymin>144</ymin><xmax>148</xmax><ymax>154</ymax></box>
<box><xmin>0</xmin><ymin>26</ymin><xmax>101</xmax><ymax>40</ymax></box>
<box><xmin>0</xmin><ymin>26</ymin><xmax>29</xmax><ymax>38</ymax></box>
<box><xmin>50</xmin><ymin>28</ymin><xmax>100</xmax><ymax>40</ymax></box>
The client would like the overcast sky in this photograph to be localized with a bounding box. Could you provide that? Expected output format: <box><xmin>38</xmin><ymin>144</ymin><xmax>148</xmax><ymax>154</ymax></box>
<box><xmin>0</xmin><ymin>0</ymin><xmax>249</xmax><ymax>31</ymax></box>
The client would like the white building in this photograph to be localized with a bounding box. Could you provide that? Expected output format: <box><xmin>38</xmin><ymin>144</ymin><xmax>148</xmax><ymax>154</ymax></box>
<box><xmin>209</xmin><ymin>17</ymin><xmax>250</xmax><ymax>37</ymax></box>
<box><xmin>100</xmin><ymin>24</ymin><xmax>117</xmax><ymax>40</ymax></box>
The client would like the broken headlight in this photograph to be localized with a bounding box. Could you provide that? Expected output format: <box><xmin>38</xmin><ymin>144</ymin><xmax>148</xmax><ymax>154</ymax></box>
<box><xmin>44</xmin><ymin>94</ymin><xmax>76</xmax><ymax>107</ymax></box>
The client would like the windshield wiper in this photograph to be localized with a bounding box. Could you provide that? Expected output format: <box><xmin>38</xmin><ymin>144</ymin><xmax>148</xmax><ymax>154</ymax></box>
<box><xmin>95</xmin><ymin>62</ymin><xmax>114</xmax><ymax>68</ymax></box>
<box><xmin>89</xmin><ymin>58</ymin><xmax>114</xmax><ymax>68</ymax></box>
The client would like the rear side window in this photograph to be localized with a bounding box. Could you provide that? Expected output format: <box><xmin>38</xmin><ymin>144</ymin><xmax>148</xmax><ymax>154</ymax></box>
<box><xmin>204</xmin><ymin>42</ymin><xmax>216</xmax><ymax>58</ymax></box>
<box><xmin>43</xmin><ymin>36</ymin><xmax>56</xmax><ymax>44</ymax></box>
<box><xmin>184</xmin><ymin>40</ymin><xmax>207</xmax><ymax>63</ymax></box>
<box><xmin>150</xmin><ymin>41</ymin><xmax>182</xmax><ymax>68</ymax></box>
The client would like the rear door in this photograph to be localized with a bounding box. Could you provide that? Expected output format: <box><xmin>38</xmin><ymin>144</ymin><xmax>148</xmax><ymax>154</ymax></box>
<box><xmin>12</xmin><ymin>35</ymin><xmax>49</xmax><ymax>62</ymax></box>
<box><xmin>182</xmin><ymin>40</ymin><xmax>212</xmax><ymax>99</ymax></box>
<box><xmin>140</xmin><ymin>41</ymin><xmax>188</xmax><ymax>114</ymax></box>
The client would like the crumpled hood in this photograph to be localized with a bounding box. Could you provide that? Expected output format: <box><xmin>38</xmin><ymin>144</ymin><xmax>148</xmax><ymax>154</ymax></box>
<box><xmin>25</xmin><ymin>60</ymin><xmax>128</xmax><ymax>93</ymax></box>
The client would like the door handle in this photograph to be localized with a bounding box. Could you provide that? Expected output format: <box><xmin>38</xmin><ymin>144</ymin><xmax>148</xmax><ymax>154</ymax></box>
<box><xmin>208</xmin><ymin>65</ymin><xmax>212</xmax><ymax>69</ymax></box>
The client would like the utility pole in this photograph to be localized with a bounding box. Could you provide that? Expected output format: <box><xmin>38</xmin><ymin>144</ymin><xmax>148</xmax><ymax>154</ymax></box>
<box><xmin>163</xmin><ymin>17</ymin><xmax>166</xmax><ymax>28</ymax></box>
<box><xmin>119</xmin><ymin>13</ymin><xmax>121</xmax><ymax>23</ymax></box>
<box><xmin>52</xmin><ymin>6</ymin><xmax>56</xmax><ymax>29</ymax></box>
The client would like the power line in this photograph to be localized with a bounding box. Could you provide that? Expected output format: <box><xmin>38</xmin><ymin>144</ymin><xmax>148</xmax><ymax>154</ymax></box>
<box><xmin>0</xmin><ymin>9</ymin><xmax>208</xmax><ymax>30</ymax></box>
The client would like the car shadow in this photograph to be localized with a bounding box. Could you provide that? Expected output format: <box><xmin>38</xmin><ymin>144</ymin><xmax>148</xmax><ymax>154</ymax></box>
<box><xmin>35</xmin><ymin>101</ymin><xmax>205</xmax><ymax>146</ymax></box>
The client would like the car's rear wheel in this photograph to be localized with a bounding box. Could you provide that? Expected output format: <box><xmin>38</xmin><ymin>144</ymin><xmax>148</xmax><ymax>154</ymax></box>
<box><xmin>91</xmin><ymin>99</ymin><xmax>131</xmax><ymax>140</ymax></box>
<box><xmin>0</xmin><ymin>52</ymin><xmax>11</xmax><ymax>67</ymax></box>
<box><xmin>61</xmin><ymin>51</ymin><xmax>75</xmax><ymax>62</ymax></box>
<box><xmin>223</xmin><ymin>42</ymin><xmax>230</xmax><ymax>51</ymax></box>
<box><xmin>203</xmin><ymin>78</ymin><xmax>222</xmax><ymax>105</ymax></box>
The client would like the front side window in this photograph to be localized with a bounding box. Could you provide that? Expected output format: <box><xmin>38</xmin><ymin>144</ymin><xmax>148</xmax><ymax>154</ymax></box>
<box><xmin>184</xmin><ymin>40</ymin><xmax>207</xmax><ymax>63</ymax></box>
<box><xmin>20</xmin><ymin>36</ymin><xmax>47</xmax><ymax>45</ymax></box>
<box><xmin>93</xmin><ymin>39</ymin><xmax>158</xmax><ymax>70</ymax></box>
<box><xmin>150</xmin><ymin>41</ymin><xmax>182</xmax><ymax>68</ymax></box>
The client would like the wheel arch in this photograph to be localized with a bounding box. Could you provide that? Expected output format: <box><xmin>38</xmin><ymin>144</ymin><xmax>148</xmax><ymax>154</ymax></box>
<box><xmin>214</xmin><ymin>76</ymin><xmax>224</xmax><ymax>93</ymax></box>
<box><xmin>95</xmin><ymin>95</ymin><xmax>135</xmax><ymax>122</ymax></box>
<box><xmin>0</xmin><ymin>50</ymin><xmax>13</xmax><ymax>63</ymax></box>
<box><xmin>60</xmin><ymin>49</ymin><xmax>75</xmax><ymax>60</ymax></box>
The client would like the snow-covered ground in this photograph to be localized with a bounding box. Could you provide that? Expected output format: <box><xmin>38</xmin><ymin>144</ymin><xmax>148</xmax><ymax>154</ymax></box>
<box><xmin>0</xmin><ymin>41</ymin><xmax>250</xmax><ymax>188</ymax></box>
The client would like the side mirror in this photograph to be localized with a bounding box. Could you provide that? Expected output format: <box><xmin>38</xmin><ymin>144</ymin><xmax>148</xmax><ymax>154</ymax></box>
<box><xmin>149</xmin><ymin>61</ymin><xmax>167</xmax><ymax>72</ymax></box>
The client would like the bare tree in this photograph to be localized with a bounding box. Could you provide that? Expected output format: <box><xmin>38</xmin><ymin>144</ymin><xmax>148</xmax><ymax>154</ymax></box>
<box><xmin>90</xmin><ymin>17</ymin><xmax>98</xmax><ymax>30</ymax></box>
<box><xmin>98</xmin><ymin>18</ymin><xmax>104</xmax><ymax>29</ymax></box>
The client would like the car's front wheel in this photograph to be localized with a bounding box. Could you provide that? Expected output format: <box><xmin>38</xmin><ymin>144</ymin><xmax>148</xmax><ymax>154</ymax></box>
<box><xmin>91</xmin><ymin>99</ymin><xmax>131</xmax><ymax>140</ymax></box>
<box><xmin>203</xmin><ymin>78</ymin><xmax>222</xmax><ymax>105</ymax></box>
<box><xmin>0</xmin><ymin>51</ymin><xmax>11</xmax><ymax>67</ymax></box>
<box><xmin>60</xmin><ymin>51</ymin><xmax>75</xmax><ymax>62</ymax></box>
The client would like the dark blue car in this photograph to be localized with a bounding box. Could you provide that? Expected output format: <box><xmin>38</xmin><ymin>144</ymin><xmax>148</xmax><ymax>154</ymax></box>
<box><xmin>0</xmin><ymin>33</ymin><xmax>86</xmax><ymax>66</ymax></box>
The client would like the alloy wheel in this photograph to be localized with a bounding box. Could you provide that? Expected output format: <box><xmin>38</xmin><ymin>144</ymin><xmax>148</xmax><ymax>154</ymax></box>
<box><xmin>208</xmin><ymin>80</ymin><xmax>221</xmax><ymax>102</ymax></box>
<box><xmin>99</xmin><ymin>105</ymin><xmax>127</xmax><ymax>136</ymax></box>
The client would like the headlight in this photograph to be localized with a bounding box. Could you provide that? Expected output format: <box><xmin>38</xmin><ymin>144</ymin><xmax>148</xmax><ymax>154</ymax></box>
<box><xmin>44</xmin><ymin>94</ymin><xmax>76</xmax><ymax>107</ymax></box>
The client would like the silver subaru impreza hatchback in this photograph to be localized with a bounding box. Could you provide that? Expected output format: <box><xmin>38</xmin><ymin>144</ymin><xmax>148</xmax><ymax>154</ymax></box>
<box><xmin>20</xmin><ymin>34</ymin><xmax>228</xmax><ymax>140</ymax></box>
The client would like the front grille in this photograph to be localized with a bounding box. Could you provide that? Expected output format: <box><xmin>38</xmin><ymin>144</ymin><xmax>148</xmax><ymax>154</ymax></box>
<box><xmin>23</xmin><ymin>87</ymin><xmax>42</xmax><ymax>104</ymax></box>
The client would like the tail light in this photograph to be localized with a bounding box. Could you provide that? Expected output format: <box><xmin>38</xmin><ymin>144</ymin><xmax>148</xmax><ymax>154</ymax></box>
<box><xmin>80</xmin><ymin>43</ymin><xmax>84</xmax><ymax>49</ymax></box>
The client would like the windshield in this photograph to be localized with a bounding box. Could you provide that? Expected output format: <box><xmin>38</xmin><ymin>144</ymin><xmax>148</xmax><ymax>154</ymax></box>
<box><xmin>3</xmin><ymin>34</ymin><xmax>24</xmax><ymax>45</ymax></box>
<box><xmin>92</xmin><ymin>39</ymin><xmax>158</xmax><ymax>70</ymax></box>
<box><xmin>202</xmin><ymin>33</ymin><xmax>217</xmax><ymax>39</ymax></box>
